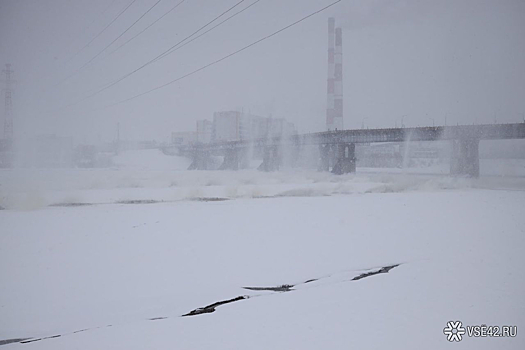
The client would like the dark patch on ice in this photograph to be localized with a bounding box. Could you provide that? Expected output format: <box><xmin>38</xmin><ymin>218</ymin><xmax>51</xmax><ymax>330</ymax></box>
<box><xmin>182</xmin><ymin>296</ymin><xmax>248</xmax><ymax>317</ymax></box>
<box><xmin>117</xmin><ymin>199</ymin><xmax>161</xmax><ymax>205</ymax></box>
<box><xmin>50</xmin><ymin>202</ymin><xmax>93</xmax><ymax>207</ymax></box>
<box><xmin>0</xmin><ymin>338</ymin><xmax>30</xmax><ymax>346</ymax></box>
<box><xmin>351</xmin><ymin>264</ymin><xmax>400</xmax><ymax>281</ymax></box>
<box><xmin>189</xmin><ymin>197</ymin><xmax>230</xmax><ymax>202</ymax></box>
<box><xmin>149</xmin><ymin>316</ymin><xmax>168</xmax><ymax>321</ymax></box>
<box><xmin>0</xmin><ymin>205</ymin><xmax>5</xmax><ymax>210</ymax></box>
<box><xmin>243</xmin><ymin>284</ymin><xmax>294</xmax><ymax>292</ymax></box>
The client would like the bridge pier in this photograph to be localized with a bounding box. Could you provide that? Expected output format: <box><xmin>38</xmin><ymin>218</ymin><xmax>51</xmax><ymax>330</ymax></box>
<box><xmin>318</xmin><ymin>144</ymin><xmax>331</xmax><ymax>172</ymax></box>
<box><xmin>288</xmin><ymin>139</ymin><xmax>303</xmax><ymax>168</ymax></box>
<box><xmin>258</xmin><ymin>146</ymin><xmax>281</xmax><ymax>172</ymax></box>
<box><xmin>332</xmin><ymin>143</ymin><xmax>356</xmax><ymax>175</ymax></box>
<box><xmin>450</xmin><ymin>138</ymin><xmax>479</xmax><ymax>177</ymax></box>
<box><xmin>188</xmin><ymin>150</ymin><xmax>211</xmax><ymax>170</ymax></box>
<box><xmin>218</xmin><ymin>148</ymin><xmax>239</xmax><ymax>170</ymax></box>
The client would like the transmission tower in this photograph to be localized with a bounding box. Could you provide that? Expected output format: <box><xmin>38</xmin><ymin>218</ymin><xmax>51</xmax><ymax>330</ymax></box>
<box><xmin>2</xmin><ymin>64</ymin><xmax>14</xmax><ymax>142</ymax></box>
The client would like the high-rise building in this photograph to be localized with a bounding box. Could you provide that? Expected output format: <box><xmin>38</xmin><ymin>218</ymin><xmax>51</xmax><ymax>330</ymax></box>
<box><xmin>196</xmin><ymin>120</ymin><xmax>213</xmax><ymax>143</ymax></box>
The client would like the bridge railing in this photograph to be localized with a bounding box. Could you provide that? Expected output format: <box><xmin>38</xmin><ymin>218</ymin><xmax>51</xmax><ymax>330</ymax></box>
<box><xmin>180</xmin><ymin>123</ymin><xmax>525</xmax><ymax>153</ymax></box>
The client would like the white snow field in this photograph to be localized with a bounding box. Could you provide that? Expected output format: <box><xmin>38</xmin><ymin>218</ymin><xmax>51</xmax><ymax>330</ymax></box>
<box><xmin>1</xmin><ymin>149</ymin><xmax>524</xmax><ymax>349</ymax></box>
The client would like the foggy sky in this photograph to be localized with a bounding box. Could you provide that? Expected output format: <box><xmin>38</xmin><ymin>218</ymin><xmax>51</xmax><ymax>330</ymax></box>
<box><xmin>1</xmin><ymin>0</ymin><xmax>524</xmax><ymax>144</ymax></box>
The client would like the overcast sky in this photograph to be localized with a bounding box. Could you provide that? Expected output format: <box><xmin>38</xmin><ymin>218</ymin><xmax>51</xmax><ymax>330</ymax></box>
<box><xmin>1</xmin><ymin>0</ymin><xmax>524</xmax><ymax>144</ymax></box>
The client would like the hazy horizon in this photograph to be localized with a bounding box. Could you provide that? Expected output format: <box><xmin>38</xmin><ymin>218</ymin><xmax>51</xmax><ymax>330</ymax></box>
<box><xmin>1</xmin><ymin>0</ymin><xmax>524</xmax><ymax>144</ymax></box>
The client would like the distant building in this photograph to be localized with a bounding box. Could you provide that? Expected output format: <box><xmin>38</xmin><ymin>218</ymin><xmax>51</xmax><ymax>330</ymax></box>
<box><xmin>212</xmin><ymin>111</ymin><xmax>242</xmax><ymax>142</ymax></box>
<box><xmin>211</xmin><ymin>111</ymin><xmax>296</xmax><ymax>142</ymax></box>
<box><xmin>196</xmin><ymin>119</ymin><xmax>213</xmax><ymax>143</ymax></box>
<box><xmin>172</xmin><ymin>112</ymin><xmax>297</xmax><ymax>145</ymax></box>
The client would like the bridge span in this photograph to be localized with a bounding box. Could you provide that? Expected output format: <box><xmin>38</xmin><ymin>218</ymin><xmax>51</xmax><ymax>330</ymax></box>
<box><xmin>179</xmin><ymin>123</ymin><xmax>525</xmax><ymax>177</ymax></box>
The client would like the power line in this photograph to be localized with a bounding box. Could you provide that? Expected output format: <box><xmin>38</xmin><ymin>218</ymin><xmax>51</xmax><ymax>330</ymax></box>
<box><xmin>67</xmin><ymin>0</ymin><xmax>137</xmax><ymax>64</ymax></box>
<box><xmin>77</xmin><ymin>0</ymin><xmax>163</xmax><ymax>70</ymax></box>
<box><xmin>53</xmin><ymin>0</ymin><xmax>247</xmax><ymax>113</ymax></box>
<box><xmin>69</xmin><ymin>0</ymin><xmax>251</xmax><ymax>105</ymax></box>
<box><xmin>59</xmin><ymin>0</ymin><xmax>186</xmax><ymax>96</ymax></box>
<box><xmin>75</xmin><ymin>0</ymin><xmax>247</xmax><ymax>104</ymax></box>
<box><xmin>105</xmin><ymin>0</ymin><xmax>342</xmax><ymax>108</ymax></box>
<box><xmin>157</xmin><ymin>0</ymin><xmax>262</xmax><ymax>62</ymax></box>
<box><xmin>108</xmin><ymin>0</ymin><xmax>187</xmax><ymax>56</ymax></box>
<box><xmin>55</xmin><ymin>0</ymin><xmax>139</xmax><ymax>87</ymax></box>
<box><xmin>63</xmin><ymin>0</ymin><xmax>118</xmax><ymax>62</ymax></box>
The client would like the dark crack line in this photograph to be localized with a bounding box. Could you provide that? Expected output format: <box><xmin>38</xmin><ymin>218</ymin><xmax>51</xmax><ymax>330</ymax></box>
<box><xmin>11</xmin><ymin>263</ymin><xmax>403</xmax><ymax>341</ymax></box>
<box><xmin>243</xmin><ymin>278</ymin><xmax>320</xmax><ymax>293</ymax></box>
<box><xmin>0</xmin><ymin>338</ymin><xmax>31</xmax><ymax>346</ymax></box>
<box><xmin>188</xmin><ymin>264</ymin><xmax>401</xmax><ymax>317</ymax></box>
<box><xmin>243</xmin><ymin>264</ymin><xmax>401</xmax><ymax>294</ymax></box>
<box><xmin>148</xmin><ymin>317</ymin><xmax>168</xmax><ymax>321</ymax></box>
<box><xmin>241</xmin><ymin>264</ymin><xmax>400</xmax><ymax>294</ymax></box>
<box><xmin>20</xmin><ymin>335</ymin><xmax>61</xmax><ymax>344</ymax></box>
<box><xmin>351</xmin><ymin>264</ymin><xmax>400</xmax><ymax>281</ymax></box>
<box><xmin>243</xmin><ymin>284</ymin><xmax>294</xmax><ymax>292</ymax></box>
<box><xmin>16</xmin><ymin>325</ymin><xmax>113</xmax><ymax>345</ymax></box>
<box><xmin>181</xmin><ymin>296</ymin><xmax>248</xmax><ymax>317</ymax></box>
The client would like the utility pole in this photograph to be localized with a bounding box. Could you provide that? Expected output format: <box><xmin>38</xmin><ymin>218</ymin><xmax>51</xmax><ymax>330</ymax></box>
<box><xmin>2</xmin><ymin>64</ymin><xmax>14</xmax><ymax>143</ymax></box>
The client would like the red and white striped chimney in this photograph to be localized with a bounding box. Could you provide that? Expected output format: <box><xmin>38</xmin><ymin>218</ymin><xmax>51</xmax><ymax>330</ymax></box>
<box><xmin>326</xmin><ymin>18</ymin><xmax>343</xmax><ymax>131</ymax></box>
<box><xmin>333</xmin><ymin>26</ymin><xmax>343</xmax><ymax>130</ymax></box>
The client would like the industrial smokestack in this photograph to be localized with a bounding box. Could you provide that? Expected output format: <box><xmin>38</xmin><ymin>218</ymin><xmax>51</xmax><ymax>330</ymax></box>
<box><xmin>326</xmin><ymin>18</ymin><xmax>343</xmax><ymax>131</ymax></box>
<box><xmin>326</xmin><ymin>18</ymin><xmax>335</xmax><ymax>131</ymax></box>
<box><xmin>333</xmin><ymin>27</ymin><xmax>343</xmax><ymax>130</ymax></box>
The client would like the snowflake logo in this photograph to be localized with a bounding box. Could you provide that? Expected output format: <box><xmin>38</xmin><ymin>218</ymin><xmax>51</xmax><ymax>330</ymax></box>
<box><xmin>443</xmin><ymin>321</ymin><xmax>466</xmax><ymax>342</ymax></box>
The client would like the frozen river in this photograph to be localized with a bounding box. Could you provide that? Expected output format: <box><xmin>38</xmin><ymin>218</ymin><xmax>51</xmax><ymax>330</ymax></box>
<box><xmin>1</xmin><ymin>151</ymin><xmax>524</xmax><ymax>349</ymax></box>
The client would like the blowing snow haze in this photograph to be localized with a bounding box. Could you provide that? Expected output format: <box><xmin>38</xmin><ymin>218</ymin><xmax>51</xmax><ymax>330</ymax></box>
<box><xmin>0</xmin><ymin>0</ymin><xmax>524</xmax><ymax>143</ymax></box>
<box><xmin>1</xmin><ymin>1</ymin><xmax>525</xmax><ymax>349</ymax></box>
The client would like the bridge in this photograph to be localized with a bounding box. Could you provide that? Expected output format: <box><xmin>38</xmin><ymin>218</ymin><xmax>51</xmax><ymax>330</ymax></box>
<box><xmin>178</xmin><ymin>123</ymin><xmax>525</xmax><ymax>177</ymax></box>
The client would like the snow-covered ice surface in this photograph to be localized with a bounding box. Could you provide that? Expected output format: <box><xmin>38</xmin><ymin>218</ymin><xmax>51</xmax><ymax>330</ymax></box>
<box><xmin>1</xmin><ymin>149</ymin><xmax>524</xmax><ymax>349</ymax></box>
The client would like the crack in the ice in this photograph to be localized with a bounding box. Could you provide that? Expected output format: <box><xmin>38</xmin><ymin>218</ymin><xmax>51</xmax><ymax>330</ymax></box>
<box><xmin>13</xmin><ymin>325</ymin><xmax>113</xmax><ymax>346</ymax></box>
<box><xmin>243</xmin><ymin>277</ymin><xmax>319</xmax><ymax>293</ymax></box>
<box><xmin>0</xmin><ymin>338</ymin><xmax>31</xmax><ymax>346</ymax></box>
<box><xmin>20</xmin><ymin>334</ymin><xmax>61</xmax><ymax>344</ymax></box>
<box><xmin>182</xmin><ymin>296</ymin><xmax>248</xmax><ymax>317</ymax></box>
<box><xmin>186</xmin><ymin>264</ymin><xmax>401</xmax><ymax>317</ymax></box>
<box><xmin>351</xmin><ymin>264</ymin><xmax>399</xmax><ymax>281</ymax></box>
<box><xmin>10</xmin><ymin>264</ymin><xmax>401</xmax><ymax>343</ymax></box>
<box><xmin>149</xmin><ymin>317</ymin><xmax>168</xmax><ymax>321</ymax></box>
<box><xmin>243</xmin><ymin>284</ymin><xmax>294</xmax><ymax>292</ymax></box>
